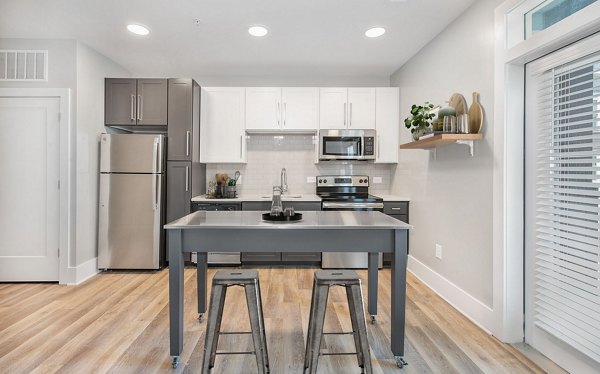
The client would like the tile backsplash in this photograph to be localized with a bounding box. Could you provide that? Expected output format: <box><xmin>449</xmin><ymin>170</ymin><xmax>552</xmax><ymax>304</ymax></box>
<box><xmin>205</xmin><ymin>134</ymin><xmax>393</xmax><ymax>195</ymax></box>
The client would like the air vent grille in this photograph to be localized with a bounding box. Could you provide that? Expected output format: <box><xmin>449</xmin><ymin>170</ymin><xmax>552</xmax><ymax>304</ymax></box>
<box><xmin>0</xmin><ymin>50</ymin><xmax>48</xmax><ymax>81</ymax></box>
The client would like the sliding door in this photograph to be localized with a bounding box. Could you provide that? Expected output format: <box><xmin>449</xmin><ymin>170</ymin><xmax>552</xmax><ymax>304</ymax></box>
<box><xmin>525</xmin><ymin>33</ymin><xmax>600</xmax><ymax>372</ymax></box>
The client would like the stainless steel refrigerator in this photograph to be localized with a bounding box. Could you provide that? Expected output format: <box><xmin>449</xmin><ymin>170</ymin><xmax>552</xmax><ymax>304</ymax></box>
<box><xmin>98</xmin><ymin>134</ymin><xmax>165</xmax><ymax>270</ymax></box>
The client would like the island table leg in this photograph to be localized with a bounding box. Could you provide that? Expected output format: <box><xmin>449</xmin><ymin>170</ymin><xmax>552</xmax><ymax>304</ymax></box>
<box><xmin>169</xmin><ymin>229</ymin><xmax>184</xmax><ymax>367</ymax></box>
<box><xmin>367</xmin><ymin>252</ymin><xmax>379</xmax><ymax>324</ymax></box>
<box><xmin>391</xmin><ymin>229</ymin><xmax>408</xmax><ymax>368</ymax></box>
<box><xmin>196</xmin><ymin>252</ymin><xmax>208</xmax><ymax>322</ymax></box>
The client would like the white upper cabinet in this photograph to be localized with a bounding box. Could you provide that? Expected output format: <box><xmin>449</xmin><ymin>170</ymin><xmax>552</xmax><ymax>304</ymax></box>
<box><xmin>245</xmin><ymin>87</ymin><xmax>318</xmax><ymax>132</ymax></box>
<box><xmin>319</xmin><ymin>88</ymin><xmax>348</xmax><ymax>129</ymax></box>
<box><xmin>281</xmin><ymin>87</ymin><xmax>319</xmax><ymax>131</ymax></box>
<box><xmin>200</xmin><ymin>87</ymin><xmax>246</xmax><ymax>163</ymax></box>
<box><xmin>347</xmin><ymin>88</ymin><xmax>376</xmax><ymax>129</ymax></box>
<box><xmin>375</xmin><ymin>87</ymin><xmax>400</xmax><ymax>163</ymax></box>
<box><xmin>319</xmin><ymin>88</ymin><xmax>375</xmax><ymax>130</ymax></box>
<box><xmin>245</xmin><ymin>87</ymin><xmax>281</xmax><ymax>131</ymax></box>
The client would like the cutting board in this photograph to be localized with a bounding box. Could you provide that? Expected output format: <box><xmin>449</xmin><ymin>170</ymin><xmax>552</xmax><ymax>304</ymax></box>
<box><xmin>468</xmin><ymin>92</ymin><xmax>483</xmax><ymax>133</ymax></box>
<box><xmin>448</xmin><ymin>93</ymin><xmax>468</xmax><ymax>117</ymax></box>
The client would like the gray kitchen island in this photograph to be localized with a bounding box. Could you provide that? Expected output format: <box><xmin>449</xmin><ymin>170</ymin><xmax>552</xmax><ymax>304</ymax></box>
<box><xmin>165</xmin><ymin>210</ymin><xmax>411</xmax><ymax>368</ymax></box>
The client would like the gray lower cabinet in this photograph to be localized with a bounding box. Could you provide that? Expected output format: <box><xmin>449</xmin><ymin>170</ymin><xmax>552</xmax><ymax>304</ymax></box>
<box><xmin>241</xmin><ymin>201</ymin><xmax>322</xmax><ymax>264</ymax></box>
<box><xmin>105</xmin><ymin>78</ymin><xmax>167</xmax><ymax>126</ymax></box>
<box><xmin>166</xmin><ymin>161</ymin><xmax>192</xmax><ymax>261</ymax></box>
<box><xmin>383</xmin><ymin>201</ymin><xmax>409</xmax><ymax>265</ymax></box>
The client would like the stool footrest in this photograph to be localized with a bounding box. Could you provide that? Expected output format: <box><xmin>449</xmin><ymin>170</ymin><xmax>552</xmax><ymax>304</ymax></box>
<box><xmin>319</xmin><ymin>352</ymin><xmax>358</xmax><ymax>356</ymax></box>
<box><xmin>322</xmin><ymin>332</ymin><xmax>355</xmax><ymax>335</ymax></box>
<box><xmin>215</xmin><ymin>351</ymin><xmax>256</xmax><ymax>355</ymax></box>
<box><xmin>218</xmin><ymin>331</ymin><xmax>252</xmax><ymax>335</ymax></box>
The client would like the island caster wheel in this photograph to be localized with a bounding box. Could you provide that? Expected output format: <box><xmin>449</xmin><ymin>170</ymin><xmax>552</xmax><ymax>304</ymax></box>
<box><xmin>198</xmin><ymin>313</ymin><xmax>205</xmax><ymax>323</ymax></box>
<box><xmin>172</xmin><ymin>356</ymin><xmax>180</xmax><ymax>369</ymax></box>
<box><xmin>395</xmin><ymin>356</ymin><xmax>407</xmax><ymax>368</ymax></box>
<box><xmin>370</xmin><ymin>315</ymin><xmax>376</xmax><ymax>324</ymax></box>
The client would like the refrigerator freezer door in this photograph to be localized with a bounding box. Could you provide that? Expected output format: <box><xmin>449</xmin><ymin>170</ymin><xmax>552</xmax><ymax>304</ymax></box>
<box><xmin>98</xmin><ymin>173</ymin><xmax>163</xmax><ymax>269</ymax></box>
<box><xmin>100</xmin><ymin>134</ymin><xmax>165</xmax><ymax>174</ymax></box>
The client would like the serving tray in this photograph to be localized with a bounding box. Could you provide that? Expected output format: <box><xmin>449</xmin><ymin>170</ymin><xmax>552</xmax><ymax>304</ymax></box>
<box><xmin>262</xmin><ymin>212</ymin><xmax>303</xmax><ymax>222</ymax></box>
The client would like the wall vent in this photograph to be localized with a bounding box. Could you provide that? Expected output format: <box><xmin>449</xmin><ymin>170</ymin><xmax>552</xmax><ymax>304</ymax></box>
<box><xmin>0</xmin><ymin>50</ymin><xmax>48</xmax><ymax>81</ymax></box>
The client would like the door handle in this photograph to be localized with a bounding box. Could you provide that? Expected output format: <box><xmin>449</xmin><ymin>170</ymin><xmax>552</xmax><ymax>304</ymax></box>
<box><xmin>186</xmin><ymin>131</ymin><xmax>191</xmax><ymax>157</ymax></box>
<box><xmin>283</xmin><ymin>103</ymin><xmax>287</xmax><ymax>127</ymax></box>
<box><xmin>130</xmin><ymin>94</ymin><xmax>135</xmax><ymax>121</ymax></box>
<box><xmin>137</xmin><ymin>95</ymin><xmax>142</xmax><ymax>121</ymax></box>
<box><xmin>185</xmin><ymin>166</ymin><xmax>189</xmax><ymax>192</ymax></box>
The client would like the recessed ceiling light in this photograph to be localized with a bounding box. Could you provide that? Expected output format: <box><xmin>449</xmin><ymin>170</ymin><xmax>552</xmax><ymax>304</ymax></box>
<box><xmin>365</xmin><ymin>27</ymin><xmax>385</xmax><ymax>38</ymax></box>
<box><xmin>127</xmin><ymin>24</ymin><xmax>150</xmax><ymax>36</ymax></box>
<box><xmin>248</xmin><ymin>26</ymin><xmax>268</xmax><ymax>37</ymax></box>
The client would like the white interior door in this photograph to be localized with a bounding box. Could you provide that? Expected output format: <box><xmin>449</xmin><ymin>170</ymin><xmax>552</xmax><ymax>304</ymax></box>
<box><xmin>0</xmin><ymin>97</ymin><xmax>60</xmax><ymax>281</ymax></box>
<box><xmin>525</xmin><ymin>34</ymin><xmax>600</xmax><ymax>373</ymax></box>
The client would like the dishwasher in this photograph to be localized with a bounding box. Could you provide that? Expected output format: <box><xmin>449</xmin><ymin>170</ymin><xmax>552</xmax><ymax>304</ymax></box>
<box><xmin>190</xmin><ymin>202</ymin><xmax>242</xmax><ymax>265</ymax></box>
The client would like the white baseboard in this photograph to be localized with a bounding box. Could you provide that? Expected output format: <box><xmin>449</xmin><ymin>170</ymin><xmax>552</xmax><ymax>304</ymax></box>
<box><xmin>66</xmin><ymin>257</ymin><xmax>99</xmax><ymax>285</ymax></box>
<box><xmin>407</xmin><ymin>255</ymin><xmax>494</xmax><ymax>334</ymax></box>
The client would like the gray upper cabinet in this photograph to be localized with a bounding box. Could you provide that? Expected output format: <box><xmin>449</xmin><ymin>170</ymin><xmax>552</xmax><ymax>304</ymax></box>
<box><xmin>168</xmin><ymin>79</ymin><xmax>200</xmax><ymax>161</ymax></box>
<box><xmin>137</xmin><ymin>79</ymin><xmax>168</xmax><ymax>125</ymax></box>
<box><xmin>105</xmin><ymin>79</ymin><xmax>137</xmax><ymax>125</ymax></box>
<box><xmin>105</xmin><ymin>78</ymin><xmax>167</xmax><ymax>126</ymax></box>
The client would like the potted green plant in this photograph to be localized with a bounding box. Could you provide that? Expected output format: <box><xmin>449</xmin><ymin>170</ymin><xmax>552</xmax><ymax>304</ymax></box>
<box><xmin>404</xmin><ymin>102</ymin><xmax>437</xmax><ymax>140</ymax></box>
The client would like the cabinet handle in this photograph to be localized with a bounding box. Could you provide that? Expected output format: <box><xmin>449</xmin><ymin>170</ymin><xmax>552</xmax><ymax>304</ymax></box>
<box><xmin>283</xmin><ymin>103</ymin><xmax>287</xmax><ymax>127</ymax></box>
<box><xmin>390</xmin><ymin>207</ymin><xmax>403</xmax><ymax>210</ymax></box>
<box><xmin>344</xmin><ymin>103</ymin><xmax>347</xmax><ymax>127</ymax></box>
<box><xmin>377</xmin><ymin>135</ymin><xmax>380</xmax><ymax>158</ymax></box>
<box><xmin>130</xmin><ymin>95</ymin><xmax>135</xmax><ymax>121</ymax></box>
<box><xmin>349</xmin><ymin>103</ymin><xmax>353</xmax><ymax>127</ymax></box>
<box><xmin>277</xmin><ymin>102</ymin><xmax>280</xmax><ymax>127</ymax></box>
<box><xmin>240</xmin><ymin>135</ymin><xmax>243</xmax><ymax>159</ymax></box>
<box><xmin>186</xmin><ymin>131</ymin><xmax>191</xmax><ymax>157</ymax></box>
<box><xmin>185</xmin><ymin>166</ymin><xmax>189</xmax><ymax>192</ymax></box>
<box><xmin>137</xmin><ymin>95</ymin><xmax>142</xmax><ymax>121</ymax></box>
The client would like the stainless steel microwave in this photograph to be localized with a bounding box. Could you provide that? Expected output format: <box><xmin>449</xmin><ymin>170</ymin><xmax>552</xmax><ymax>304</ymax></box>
<box><xmin>319</xmin><ymin>129</ymin><xmax>376</xmax><ymax>161</ymax></box>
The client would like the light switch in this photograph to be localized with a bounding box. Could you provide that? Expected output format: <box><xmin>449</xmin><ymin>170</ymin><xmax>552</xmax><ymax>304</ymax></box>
<box><xmin>373</xmin><ymin>177</ymin><xmax>383</xmax><ymax>184</ymax></box>
<box><xmin>307</xmin><ymin>176</ymin><xmax>316</xmax><ymax>183</ymax></box>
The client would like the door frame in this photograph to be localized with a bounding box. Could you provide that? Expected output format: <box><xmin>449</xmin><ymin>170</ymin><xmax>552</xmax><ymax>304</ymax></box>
<box><xmin>0</xmin><ymin>88</ymin><xmax>73</xmax><ymax>284</ymax></box>
<box><xmin>493</xmin><ymin>0</ymin><xmax>600</xmax><ymax>342</ymax></box>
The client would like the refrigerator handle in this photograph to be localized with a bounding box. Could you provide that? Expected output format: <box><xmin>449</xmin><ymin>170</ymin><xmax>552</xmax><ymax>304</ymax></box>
<box><xmin>152</xmin><ymin>174</ymin><xmax>159</xmax><ymax>210</ymax></box>
<box><xmin>153</xmin><ymin>138</ymin><xmax>159</xmax><ymax>174</ymax></box>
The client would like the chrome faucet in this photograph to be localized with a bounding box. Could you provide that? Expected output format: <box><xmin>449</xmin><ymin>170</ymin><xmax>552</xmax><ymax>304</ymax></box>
<box><xmin>280</xmin><ymin>167</ymin><xmax>288</xmax><ymax>193</ymax></box>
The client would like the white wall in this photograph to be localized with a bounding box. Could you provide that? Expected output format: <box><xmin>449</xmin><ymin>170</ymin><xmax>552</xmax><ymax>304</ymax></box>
<box><xmin>390</xmin><ymin>0</ymin><xmax>503</xmax><ymax>324</ymax></box>
<box><xmin>75</xmin><ymin>41</ymin><xmax>130</xmax><ymax>267</ymax></box>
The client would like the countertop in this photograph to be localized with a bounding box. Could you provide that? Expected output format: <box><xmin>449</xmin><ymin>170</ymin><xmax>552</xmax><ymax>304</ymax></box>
<box><xmin>191</xmin><ymin>194</ymin><xmax>410</xmax><ymax>203</ymax></box>
<box><xmin>166</xmin><ymin>210</ymin><xmax>413</xmax><ymax>230</ymax></box>
<box><xmin>191</xmin><ymin>194</ymin><xmax>322</xmax><ymax>203</ymax></box>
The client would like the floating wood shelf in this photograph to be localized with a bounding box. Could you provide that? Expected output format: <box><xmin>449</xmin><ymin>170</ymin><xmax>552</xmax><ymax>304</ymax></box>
<box><xmin>400</xmin><ymin>133</ymin><xmax>483</xmax><ymax>158</ymax></box>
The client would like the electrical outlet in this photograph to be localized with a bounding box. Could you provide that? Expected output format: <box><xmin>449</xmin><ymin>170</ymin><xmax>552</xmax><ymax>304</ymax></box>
<box><xmin>435</xmin><ymin>244</ymin><xmax>442</xmax><ymax>260</ymax></box>
<box><xmin>373</xmin><ymin>177</ymin><xmax>383</xmax><ymax>184</ymax></box>
<box><xmin>307</xmin><ymin>176</ymin><xmax>316</xmax><ymax>183</ymax></box>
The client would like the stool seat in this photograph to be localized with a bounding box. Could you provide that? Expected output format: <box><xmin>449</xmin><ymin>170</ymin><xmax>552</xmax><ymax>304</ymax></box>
<box><xmin>314</xmin><ymin>270</ymin><xmax>361</xmax><ymax>285</ymax></box>
<box><xmin>213</xmin><ymin>269</ymin><xmax>259</xmax><ymax>284</ymax></box>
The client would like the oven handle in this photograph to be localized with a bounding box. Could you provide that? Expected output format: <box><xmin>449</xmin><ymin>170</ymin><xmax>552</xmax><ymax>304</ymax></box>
<box><xmin>322</xmin><ymin>202</ymin><xmax>384</xmax><ymax>209</ymax></box>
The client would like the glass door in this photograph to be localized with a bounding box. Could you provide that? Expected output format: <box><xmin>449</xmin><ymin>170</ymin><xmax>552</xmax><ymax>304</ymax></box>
<box><xmin>525</xmin><ymin>33</ymin><xmax>600</xmax><ymax>372</ymax></box>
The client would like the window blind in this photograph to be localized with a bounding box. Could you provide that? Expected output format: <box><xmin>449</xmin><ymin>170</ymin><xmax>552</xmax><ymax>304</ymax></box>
<box><xmin>534</xmin><ymin>51</ymin><xmax>600</xmax><ymax>363</ymax></box>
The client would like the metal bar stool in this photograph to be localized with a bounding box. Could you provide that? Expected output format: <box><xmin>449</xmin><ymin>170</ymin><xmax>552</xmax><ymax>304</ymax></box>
<box><xmin>201</xmin><ymin>269</ymin><xmax>269</xmax><ymax>374</ymax></box>
<box><xmin>304</xmin><ymin>270</ymin><xmax>373</xmax><ymax>374</ymax></box>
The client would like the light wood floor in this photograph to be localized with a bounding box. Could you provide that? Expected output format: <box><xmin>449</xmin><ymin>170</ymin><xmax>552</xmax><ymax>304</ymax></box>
<box><xmin>0</xmin><ymin>267</ymin><xmax>550</xmax><ymax>373</ymax></box>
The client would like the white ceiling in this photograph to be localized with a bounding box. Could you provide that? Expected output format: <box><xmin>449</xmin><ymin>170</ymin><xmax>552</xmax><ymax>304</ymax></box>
<box><xmin>0</xmin><ymin>0</ymin><xmax>476</xmax><ymax>80</ymax></box>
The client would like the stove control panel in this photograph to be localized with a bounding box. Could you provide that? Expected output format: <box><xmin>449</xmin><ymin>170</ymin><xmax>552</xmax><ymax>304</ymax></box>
<box><xmin>317</xmin><ymin>175</ymin><xmax>369</xmax><ymax>187</ymax></box>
